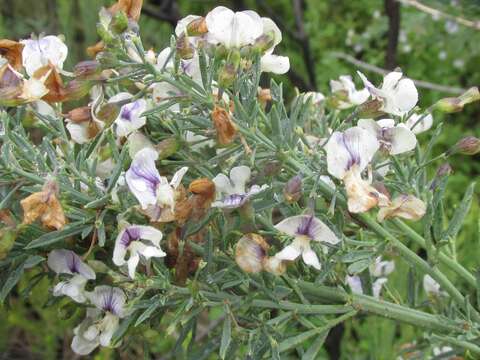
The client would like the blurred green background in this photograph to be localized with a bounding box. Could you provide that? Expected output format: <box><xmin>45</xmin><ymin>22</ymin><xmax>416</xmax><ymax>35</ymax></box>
<box><xmin>0</xmin><ymin>0</ymin><xmax>479</xmax><ymax>358</ymax></box>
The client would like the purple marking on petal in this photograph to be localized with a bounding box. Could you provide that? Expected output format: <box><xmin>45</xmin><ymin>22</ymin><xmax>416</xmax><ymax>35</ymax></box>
<box><xmin>223</xmin><ymin>194</ymin><xmax>247</xmax><ymax>208</ymax></box>
<box><xmin>180</xmin><ymin>60</ymin><xmax>192</xmax><ymax>75</ymax></box>
<box><xmin>120</xmin><ymin>101</ymin><xmax>141</xmax><ymax>122</ymax></box>
<box><xmin>337</xmin><ymin>133</ymin><xmax>361</xmax><ymax>170</ymax></box>
<box><xmin>296</xmin><ymin>215</ymin><xmax>315</xmax><ymax>238</ymax></box>
<box><xmin>66</xmin><ymin>252</ymin><xmax>80</xmax><ymax>273</ymax></box>
<box><xmin>102</xmin><ymin>288</ymin><xmax>120</xmax><ymax>315</ymax></box>
<box><xmin>120</xmin><ymin>227</ymin><xmax>141</xmax><ymax>247</ymax></box>
<box><xmin>130</xmin><ymin>163</ymin><xmax>160</xmax><ymax>193</ymax></box>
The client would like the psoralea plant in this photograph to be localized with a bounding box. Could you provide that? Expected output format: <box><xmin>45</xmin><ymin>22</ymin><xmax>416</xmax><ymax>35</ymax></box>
<box><xmin>1</xmin><ymin>1</ymin><xmax>480</xmax><ymax>358</ymax></box>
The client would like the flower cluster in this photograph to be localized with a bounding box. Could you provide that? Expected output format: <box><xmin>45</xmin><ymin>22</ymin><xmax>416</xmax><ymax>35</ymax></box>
<box><xmin>1</xmin><ymin>1</ymin><xmax>479</xmax><ymax>358</ymax></box>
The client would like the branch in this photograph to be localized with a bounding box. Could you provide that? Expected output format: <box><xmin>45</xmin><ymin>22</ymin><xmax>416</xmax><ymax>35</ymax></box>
<box><xmin>385</xmin><ymin>0</ymin><xmax>401</xmax><ymax>69</ymax></box>
<box><xmin>397</xmin><ymin>0</ymin><xmax>480</xmax><ymax>30</ymax></box>
<box><xmin>330</xmin><ymin>51</ymin><xmax>467</xmax><ymax>95</ymax></box>
<box><xmin>142</xmin><ymin>2</ymin><xmax>180</xmax><ymax>27</ymax></box>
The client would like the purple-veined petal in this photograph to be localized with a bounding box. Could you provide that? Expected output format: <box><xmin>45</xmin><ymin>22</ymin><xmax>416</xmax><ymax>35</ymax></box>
<box><xmin>274</xmin><ymin>215</ymin><xmax>339</xmax><ymax>244</ymax></box>
<box><xmin>302</xmin><ymin>248</ymin><xmax>321</xmax><ymax>270</ymax></box>
<box><xmin>275</xmin><ymin>244</ymin><xmax>301</xmax><ymax>261</ymax></box>
<box><xmin>87</xmin><ymin>286</ymin><xmax>126</xmax><ymax>317</ymax></box>
<box><xmin>48</xmin><ymin>249</ymin><xmax>96</xmax><ymax>279</ymax></box>
<box><xmin>346</xmin><ymin>275</ymin><xmax>363</xmax><ymax>294</ymax></box>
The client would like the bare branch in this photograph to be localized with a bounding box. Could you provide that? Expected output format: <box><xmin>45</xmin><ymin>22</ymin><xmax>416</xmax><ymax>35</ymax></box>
<box><xmin>397</xmin><ymin>0</ymin><xmax>480</xmax><ymax>30</ymax></box>
<box><xmin>330</xmin><ymin>51</ymin><xmax>467</xmax><ymax>94</ymax></box>
<box><xmin>385</xmin><ymin>0</ymin><xmax>401</xmax><ymax>69</ymax></box>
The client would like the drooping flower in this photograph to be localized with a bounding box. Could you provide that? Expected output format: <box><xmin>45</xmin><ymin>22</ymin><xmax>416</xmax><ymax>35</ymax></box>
<box><xmin>109</xmin><ymin>92</ymin><xmax>147</xmax><ymax>137</ymax></box>
<box><xmin>20</xmin><ymin>35</ymin><xmax>68</xmax><ymax>76</ymax></box>
<box><xmin>71</xmin><ymin>286</ymin><xmax>127</xmax><ymax>355</ymax></box>
<box><xmin>125</xmin><ymin>147</ymin><xmax>188</xmax><ymax>222</ymax></box>
<box><xmin>346</xmin><ymin>256</ymin><xmax>395</xmax><ymax>298</ymax></box>
<box><xmin>274</xmin><ymin>215</ymin><xmax>340</xmax><ymax>270</ymax></box>
<box><xmin>0</xmin><ymin>39</ymin><xmax>24</xmax><ymax>70</ymax></box>
<box><xmin>212</xmin><ymin>165</ymin><xmax>268</xmax><ymax>209</ymax></box>
<box><xmin>235</xmin><ymin>233</ymin><xmax>285</xmax><ymax>275</ymax></box>
<box><xmin>405</xmin><ymin>113</ymin><xmax>433</xmax><ymax>134</ymax></box>
<box><xmin>377</xmin><ymin>194</ymin><xmax>426</xmax><ymax>222</ymax></box>
<box><xmin>358</xmin><ymin>118</ymin><xmax>417</xmax><ymax>155</ymax></box>
<box><xmin>326</xmin><ymin>126</ymin><xmax>388</xmax><ymax>213</ymax></box>
<box><xmin>329</xmin><ymin>75</ymin><xmax>370</xmax><ymax>109</ymax></box>
<box><xmin>258</xmin><ymin>18</ymin><xmax>289</xmax><ymax>74</ymax></box>
<box><xmin>113</xmin><ymin>225</ymin><xmax>165</xmax><ymax>279</ymax></box>
<box><xmin>358</xmin><ymin>71</ymin><xmax>418</xmax><ymax>116</ymax></box>
<box><xmin>47</xmin><ymin>249</ymin><xmax>96</xmax><ymax>303</ymax></box>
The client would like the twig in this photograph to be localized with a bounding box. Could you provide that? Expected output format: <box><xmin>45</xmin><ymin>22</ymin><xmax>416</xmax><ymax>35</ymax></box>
<box><xmin>397</xmin><ymin>0</ymin><xmax>480</xmax><ymax>30</ymax></box>
<box><xmin>330</xmin><ymin>51</ymin><xmax>467</xmax><ymax>94</ymax></box>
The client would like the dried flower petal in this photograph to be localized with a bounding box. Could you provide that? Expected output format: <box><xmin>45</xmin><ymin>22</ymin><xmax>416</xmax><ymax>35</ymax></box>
<box><xmin>20</xmin><ymin>180</ymin><xmax>66</xmax><ymax>230</ymax></box>
<box><xmin>377</xmin><ymin>194</ymin><xmax>426</xmax><ymax>222</ymax></box>
<box><xmin>0</xmin><ymin>39</ymin><xmax>24</xmax><ymax>70</ymax></box>
<box><xmin>211</xmin><ymin>105</ymin><xmax>237</xmax><ymax>146</ymax></box>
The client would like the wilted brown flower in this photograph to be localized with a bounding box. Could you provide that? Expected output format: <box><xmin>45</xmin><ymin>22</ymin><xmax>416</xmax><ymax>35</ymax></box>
<box><xmin>67</xmin><ymin>106</ymin><xmax>92</xmax><ymax>123</ymax></box>
<box><xmin>20</xmin><ymin>179</ymin><xmax>67</xmax><ymax>230</ymax></box>
<box><xmin>165</xmin><ymin>228</ymin><xmax>202</xmax><ymax>285</ymax></box>
<box><xmin>0</xmin><ymin>39</ymin><xmax>24</xmax><ymax>70</ymax></box>
<box><xmin>186</xmin><ymin>17</ymin><xmax>208</xmax><ymax>36</ymax></box>
<box><xmin>175</xmin><ymin>178</ymin><xmax>216</xmax><ymax>224</ymax></box>
<box><xmin>377</xmin><ymin>194</ymin><xmax>426</xmax><ymax>222</ymax></box>
<box><xmin>283</xmin><ymin>175</ymin><xmax>302</xmax><ymax>203</ymax></box>
<box><xmin>211</xmin><ymin>105</ymin><xmax>237</xmax><ymax>146</ymax></box>
<box><xmin>258</xmin><ymin>87</ymin><xmax>272</xmax><ymax>107</ymax></box>
<box><xmin>34</xmin><ymin>64</ymin><xmax>66</xmax><ymax>103</ymax></box>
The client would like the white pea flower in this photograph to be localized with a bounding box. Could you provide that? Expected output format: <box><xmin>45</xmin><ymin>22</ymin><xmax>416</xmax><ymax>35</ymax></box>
<box><xmin>358</xmin><ymin>71</ymin><xmax>418</xmax><ymax>116</ymax></box>
<box><xmin>212</xmin><ymin>165</ymin><xmax>268</xmax><ymax>209</ymax></box>
<box><xmin>329</xmin><ymin>75</ymin><xmax>370</xmax><ymax>109</ymax></box>
<box><xmin>274</xmin><ymin>215</ymin><xmax>340</xmax><ymax>270</ymax></box>
<box><xmin>405</xmin><ymin>113</ymin><xmax>433</xmax><ymax>134</ymax></box>
<box><xmin>259</xmin><ymin>17</ymin><xmax>289</xmax><ymax>74</ymax></box>
<box><xmin>423</xmin><ymin>274</ymin><xmax>445</xmax><ymax>296</ymax></box>
<box><xmin>71</xmin><ymin>286</ymin><xmax>127</xmax><ymax>355</ymax></box>
<box><xmin>47</xmin><ymin>249</ymin><xmax>96</xmax><ymax>303</ymax></box>
<box><xmin>113</xmin><ymin>225</ymin><xmax>166</xmax><ymax>279</ymax></box>
<box><xmin>358</xmin><ymin>118</ymin><xmax>417</xmax><ymax>155</ymax></box>
<box><xmin>303</xmin><ymin>92</ymin><xmax>326</xmax><ymax>105</ymax></box>
<box><xmin>126</xmin><ymin>147</ymin><xmax>188</xmax><ymax>222</ymax></box>
<box><xmin>432</xmin><ymin>346</ymin><xmax>454</xmax><ymax>358</ymax></box>
<box><xmin>205</xmin><ymin>6</ymin><xmax>263</xmax><ymax>49</ymax></box>
<box><xmin>109</xmin><ymin>92</ymin><xmax>147</xmax><ymax>138</ymax></box>
<box><xmin>21</xmin><ymin>35</ymin><xmax>68</xmax><ymax>76</ymax></box>
<box><xmin>326</xmin><ymin>126</ymin><xmax>389</xmax><ymax>213</ymax></box>
<box><xmin>346</xmin><ymin>256</ymin><xmax>395</xmax><ymax>298</ymax></box>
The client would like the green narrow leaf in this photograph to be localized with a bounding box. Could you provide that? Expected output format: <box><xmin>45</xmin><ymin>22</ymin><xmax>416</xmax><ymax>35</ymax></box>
<box><xmin>0</xmin><ymin>255</ymin><xmax>43</xmax><ymax>303</ymax></box>
<box><xmin>441</xmin><ymin>182</ymin><xmax>476</xmax><ymax>242</ymax></box>
<box><xmin>25</xmin><ymin>223</ymin><xmax>92</xmax><ymax>249</ymax></box>
<box><xmin>302</xmin><ymin>330</ymin><xmax>329</xmax><ymax>360</ymax></box>
<box><xmin>135</xmin><ymin>302</ymin><xmax>160</xmax><ymax>327</ymax></box>
<box><xmin>219</xmin><ymin>310</ymin><xmax>232</xmax><ymax>359</ymax></box>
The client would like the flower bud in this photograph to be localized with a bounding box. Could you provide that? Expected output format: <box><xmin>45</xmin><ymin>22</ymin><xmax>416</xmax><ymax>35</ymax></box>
<box><xmin>253</xmin><ymin>33</ymin><xmax>275</xmax><ymax>53</ymax></box>
<box><xmin>450</xmin><ymin>136</ymin><xmax>480</xmax><ymax>155</ymax></box>
<box><xmin>283</xmin><ymin>175</ymin><xmax>302</xmax><ymax>203</ymax></box>
<box><xmin>218</xmin><ymin>62</ymin><xmax>237</xmax><ymax>89</ymax></box>
<box><xmin>67</xmin><ymin>106</ymin><xmax>92</xmax><ymax>123</ymax></box>
<box><xmin>63</xmin><ymin>80</ymin><xmax>94</xmax><ymax>102</ymax></box>
<box><xmin>96</xmin><ymin>23</ymin><xmax>115</xmax><ymax>45</ymax></box>
<box><xmin>436</xmin><ymin>163</ymin><xmax>453</xmax><ymax>177</ymax></box>
<box><xmin>74</xmin><ymin>61</ymin><xmax>102</xmax><ymax>80</ymax></box>
<box><xmin>189</xmin><ymin>178</ymin><xmax>216</xmax><ymax>200</ymax></box>
<box><xmin>434</xmin><ymin>87</ymin><xmax>480</xmax><ymax>113</ymax></box>
<box><xmin>235</xmin><ymin>233</ymin><xmax>269</xmax><ymax>273</ymax></box>
<box><xmin>95</xmin><ymin>102</ymin><xmax>121</xmax><ymax>125</ymax></box>
<box><xmin>186</xmin><ymin>17</ymin><xmax>208</xmax><ymax>36</ymax></box>
<box><xmin>111</xmin><ymin>10</ymin><xmax>129</xmax><ymax>33</ymax></box>
<box><xmin>357</xmin><ymin>99</ymin><xmax>383</xmax><ymax>118</ymax></box>
<box><xmin>155</xmin><ymin>137</ymin><xmax>180</xmax><ymax>159</ymax></box>
<box><xmin>258</xmin><ymin>87</ymin><xmax>272</xmax><ymax>106</ymax></box>
<box><xmin>211</xmin><ymin>105</ymin><xmax>237</xmax><ymax>146</ymax></box>
<box><xmin>176</xmin><ymin>34</ymin><xmax>195</xmax><ymax>60</ymax></box>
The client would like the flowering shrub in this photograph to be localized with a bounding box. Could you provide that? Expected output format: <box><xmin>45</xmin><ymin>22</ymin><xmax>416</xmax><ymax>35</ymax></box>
<box><xmin>1</xmin><ymin>1</ymin><xmax>480</xmax><ymax>358</ymax></box>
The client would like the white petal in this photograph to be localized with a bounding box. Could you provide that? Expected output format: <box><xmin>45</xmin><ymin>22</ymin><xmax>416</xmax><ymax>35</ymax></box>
<box><xmin>392</xmin><ymin>78</ymin><xmax>418</xmax><ymax>113</ymax></box>
<box><xmin>376</xmin><ymin>118</ymin><xmax>395</xmax><ymax>128</ymax></box>
<box><xmin>113</xmin><ymin>230</ymin><xmax>129</xmax><ymax>266</ymax></box>
<box><xmin>381</xmin><ymin>71</ymin><xmax>403</xmax><ymax>91</ymax></box>
<box><xmin>275</xmin><ymin>244</ymin><xmax>301</xmax><ymax>261</ymax></box>
<box><xmin>370</xmin><ymin>257</ymin><xmax>395</xmax><ymax>277</ymax></box>
<box><xmin>175</xmin><ymin>15</ymin><xmax>201</xmax><ymax>36</ymax></box>
<box><xmin>87</xmin><ymin>286</ymin><xmax>126</xmax><ymax>316</ymax></box>
<box><xmin>71</xmin><ymin>334</ymin><xmax>99</xmax><ymax>355</ymax></box>
<box><xmin>213</xmin><ymin>173</ymin><xmax>234</xmax><ymax>195</ymax></box>
<box><xmin>261</xmin><ymin>17</ymin><xmax>282</xmax><ymax>49</ymax></box>
<box><xmin>275</xmin><ymin>215</ymin><xmax>339</xmax><ymax>244</ymax></box>
<box><xmin>127</xmin><ymin>131</ymin><xmax>155</xmax><ymax>158</ymax></box>
<box><xmin>372</xmin><ymin>277</ymin><xmax>388</xmax><ymax>298</ymax></box>
<box><xmin>260</xmin><ymin>54</ymin><xmax>290</xmax><ymax>74</ymax></box>
<box><xmin>406</xmin><ymin>113</ymin><xmax>433</xmax><ymax>134</ymax></box>
<box><xmin>357</xmin><ymin>118</ymin><xmax>380</xmax><ymax>137</ymax></box>
<box><xmin>115</xmin><ymin>99</ymin><xmax>147</xmax><ymax>137</ymax></box>
<box><xmin>156</xmin><ymin>48</ymin><xmax>174</xmax><ymax>70</ymax></box>
<box><xmin>230</xmin><ymin>166</ymin><xmax>251</xmax><ymax>194</ymax></box>
<box><xmin>170</xmin><ymin>166</ymin><xmax>189</xmax><ymax>189</ymax></box>
<box><xmin>48</xmin><ymin>249</ymin><xmax>95</xmax><ymax>279</ymax></box>
<box><xmin>302</xmin><ymin>248</ymin><xmax>321</xmax><ymax>270</ymax></box>
<box><xmin>138</xmin><ymin>245</ymin><xmax>166</xmax><ymax>259</ymax></box>
<box><xmin>66</xmin><ymin>121</ymin><xmax>90</xmax><ymax>144</ymax></box>
<box><xmin>346</xmin><ymin>275</ymin><xmax>363</xmax><ymax>294</ymax></box>
<box><xmin>21</xmin><ymin>35</ymin><xmax>68</xmax><ymax>76</ymax></box>
<box><xmin>99</xmin><ymin>313</ymin><xmax>119</xmax><ymax>347</ymax></box>
<box><xmin>388</xmin><ymin>126</ymin><xmax>417</xmax><ymax>155</ymax></box>
<box><xmin>127</xmin><ymin>254</ymin><xmax>140</xmax><ymax>279</ymax></box>
<box><xmin>125</xmin><ymin>148</ymin><xmax>161</xmax><ymax>209</ymax></box>
<box><xmin>423</xmin><ymin>274</ymin><xmax>441</xmax><ymax>295</ymax></box>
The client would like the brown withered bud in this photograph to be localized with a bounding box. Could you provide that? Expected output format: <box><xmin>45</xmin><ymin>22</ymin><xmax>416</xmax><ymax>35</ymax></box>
<box><xmin>74</xmin><ymin>61</ymin><xmax>102</xmax><ymax>80</ymax></box>
<box><xmin>0</xmin><ymin>39</ymin><xmax>24</xmax><ymax>70</ymax></box>
<box><xmin>108</xmin><ymin>0</ymin><xmax>143</xmax><ymax>21</ymax></box>
<box><xmin>176</xmin><ymin>34</ymin><xmax>194</xmax><ymax>60</ymax></box>
<box><xmin>165</xmin><ymin>228</ymin><xmax>201</xmax><ymax>285</ymax></box>
<box><xmin>33</xmin><ymin>64</ymin><xmax>67</xmax><ymax>103</ymax></box>
<box><xmin>186</xmin><ymin>17</ymin><xmax>208</xmax><ymax>36</ymax></box>
<box><xmin>67</xmin><ymin>106</ymin><xmax>92</xmax><ymax>123</ymax></box>
<box><xmin>450</xmin><ymin>136</ymin><xmax>480</xmax><ymax>156</ymax></box>
<box><xmin>189</xmin><ymin>178</ymin><xmax>216</xmax><ymax>200</ymax></box>
<box><xmin>20</xmin><ymin>179</ymin><xmax>67</xmax><ymax>230</ymax></box>
<box><xmin>176</xmin><ymin>178</ymin><xmax>216</xmax><ymax>224</ymax></box>
<box><xmin>211</xmin><ymin>105</ymin><xmax>237</xmax><ymax>146</ymax></box>
<box><xmin>258</xmin><ymin>88</ymin><xmax>272</xmax><ymax>107</ymax></box>
<box><xmin>86</xmin><ymin>41</ymin><xmax>105</xmax><ymax>58</ymax></box>
<box><xmin>96</xmin><ymin>102</ymin><xmax>122</xmax><ymax>125</ymax></box>
<box><xmin>283</xmin><ymin>175</ymin><xmax>302</xmax><ymax>203</ymax></box>
<box><xmin>63</xmin><ymin>79</ymin><xmax>95</xmax><ymax>102</ymax></box>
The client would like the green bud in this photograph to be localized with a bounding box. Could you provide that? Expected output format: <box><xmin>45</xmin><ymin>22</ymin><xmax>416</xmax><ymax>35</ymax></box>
<box><xmin>97</xmin><ymin>23</ymin><xmax>114</xmax><ymax>45</ymax></box>
<box><xmin>74</xmin><ymin>61</ymin><xmax>102</xmax><ymax>80</ymax></box>
<box><xmin>0</xmin><ymin>228</ymin><xmax>16</xmax><ymax>260</ymax></box>
<box><xmin>214</xmin><ymin>45</ymin><xmax>228</xmax><ymax>60</ymax></box>
<box><xmin>218</xmin><ymin>62</ymin><xmax>237</xmax><ymax>89</ymax></box>
<box><xmin>155</xmin><ymin>138</ymin><xmax>179</xmax><ymax>160</ymax></box>
<box><xmin>434</xmin><ymin>87</ymin><xmax>480</xmax><ymax>113</ymax></box>
<box><xmin>111</xmin><ymin>11</ymin><xmax>129</xmax><ymax>34</ymax></box>
<box><xmin>64</xmin><ymin>80</ymin><xmax>94</xmax><ymax>102</ymax></box>
<box><xmin>96</xmin><ymin>102</ymin><xmax>121</xmax><ymax>125</ymax></box>
<box><xmin>176</xmin><ymin>35</ymin><xmax>194</xmax><ymax>60</ymax></box>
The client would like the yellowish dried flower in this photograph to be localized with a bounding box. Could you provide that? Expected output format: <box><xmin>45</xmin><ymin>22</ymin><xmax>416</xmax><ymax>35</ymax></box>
<box><xmin>377</xmin><ymin>194</ymin><xmax>426</xmax><ymax>222</ymax></box>
<box><xmin>20</xmin><ymin>180</ymin><xmax>67</xmax><ymax>230</ymax></box>
<box><xmin>211</xmin><ymin>105</ymin><xmax>237</xmax><ymax>146</ymax></box>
